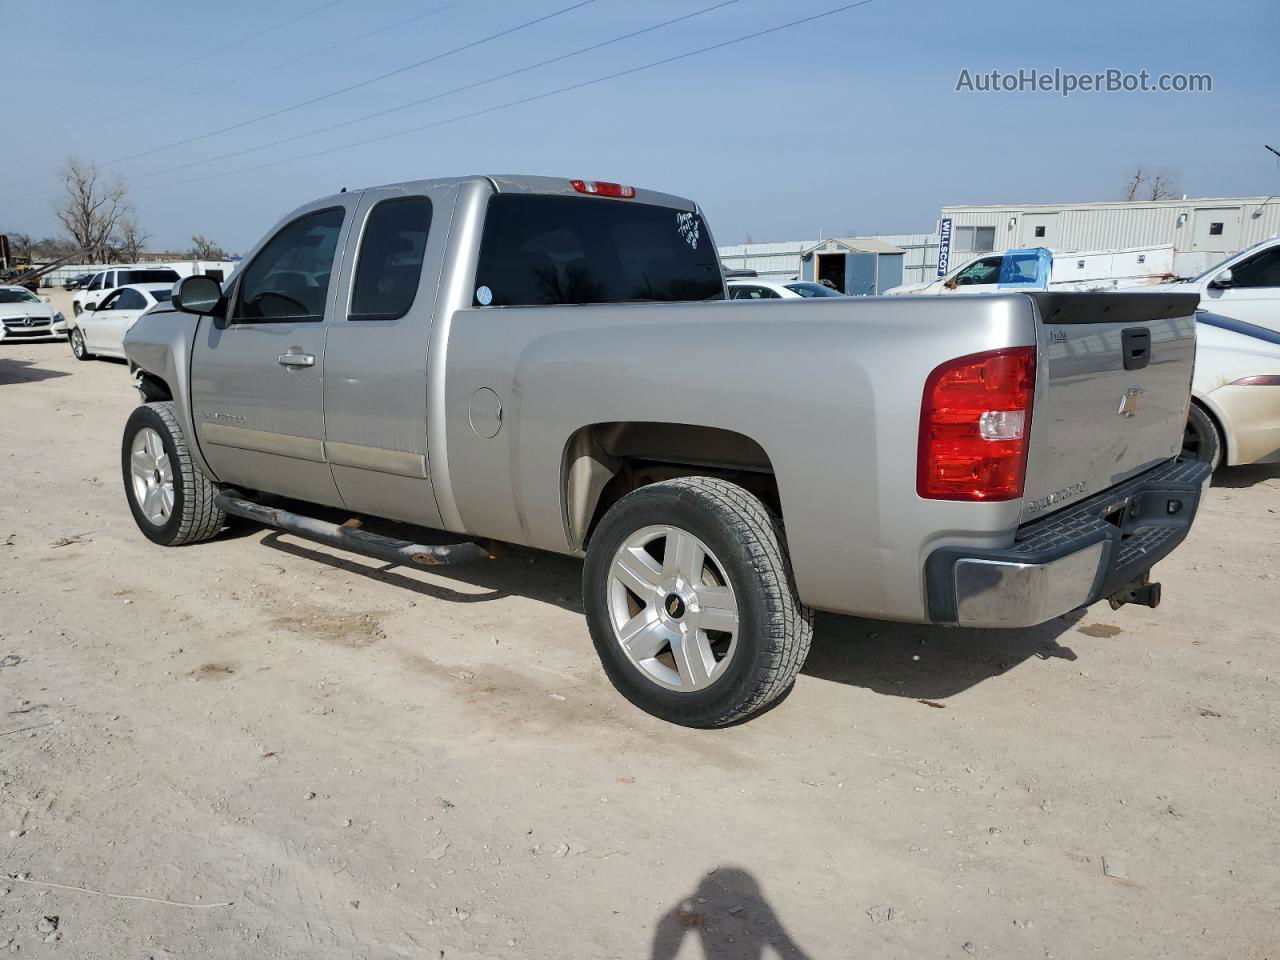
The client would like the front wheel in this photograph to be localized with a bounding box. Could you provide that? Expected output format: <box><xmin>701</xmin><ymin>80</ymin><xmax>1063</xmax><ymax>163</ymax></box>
<box><xmin>122</xmin><ymin>402</ymin><xmax>224</xmax><ymax>546</ymax></box>
<box><xmin>583</xmin><ymin>477</ymin><xmax>813</xmax><ymax>727</ymax></box>
<box><xmin>69</xmin><ymin>325</ymin><xmax>93</xmax><ymax>361</ymax></box>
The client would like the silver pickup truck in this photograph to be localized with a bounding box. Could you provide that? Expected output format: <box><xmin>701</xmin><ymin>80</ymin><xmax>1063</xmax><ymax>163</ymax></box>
<box><xmin>122</xmin><ymin>174</ymin><xmax>1209</xmax><ymax>727</ymax></box>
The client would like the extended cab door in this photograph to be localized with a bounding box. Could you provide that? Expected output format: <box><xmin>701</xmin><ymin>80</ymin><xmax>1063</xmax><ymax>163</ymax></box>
<box><xmin>321</xmin><ymin>184</ymin><xmax>449</xmax><ymax>528</ymax></box>
<box><xmin>190</xmin><ymin>196</ymin><xmax>359</xmax><ymax>507</ymax></box>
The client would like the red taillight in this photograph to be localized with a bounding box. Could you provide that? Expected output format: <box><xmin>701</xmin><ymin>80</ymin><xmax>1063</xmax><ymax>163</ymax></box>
<box><xmin>917</xmin><ymin>346</ymin><xmax>1036</xmax><ymax>501</ymax></box>
<box><xmin>1230</xmin><ymin>374</ymin><xmax>1280</xmax><ymax>386</ymax></box>
<box><xmin>570</xmin><ymin>179</ymin><xmax>636</xmax><ymax>198</ymax></box>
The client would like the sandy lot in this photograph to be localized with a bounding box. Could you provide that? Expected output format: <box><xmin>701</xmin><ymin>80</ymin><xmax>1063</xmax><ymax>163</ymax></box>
<box><xmin>2</xmin><ymin>318</ymin><xmax>1279</xmax><ymax>959</ymax></box>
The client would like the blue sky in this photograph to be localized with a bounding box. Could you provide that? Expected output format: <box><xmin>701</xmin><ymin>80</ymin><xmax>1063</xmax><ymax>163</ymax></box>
<box><xmin>2</xmin><ymin>0</ymin><xmax>1276</xmax><ymax>251</ymax></box>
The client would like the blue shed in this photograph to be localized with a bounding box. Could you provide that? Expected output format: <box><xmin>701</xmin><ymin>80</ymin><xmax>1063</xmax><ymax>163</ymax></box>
<box><xmin>798</xmin><ymin>237</ymin><xmax>906</xmax><ymax>296</ymax></box>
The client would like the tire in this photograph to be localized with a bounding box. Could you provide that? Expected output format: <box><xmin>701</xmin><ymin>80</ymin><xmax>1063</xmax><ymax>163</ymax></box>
<box><xmin>69</xmin><ymin>325</ymin><xmax>93</xmax><ymax>361</ymax></box>
<box><xmin>582</xmin><ymin>477</ymin><xmax>813</xmax><ymax>727</ymax></box>
<box><xmin>121</xmin><ymin>401</ymin><xmax>224</xmax><ymax>546</ymax></box>
<box><xmin>73</xmin><ymin>302</ymin><xmax>82</xmax><ymax>317</ymax></box>
<box><xmin>1183</xmin><ymin>403</ymin><xmax>1223</xmax><ymax>470</ymax></box>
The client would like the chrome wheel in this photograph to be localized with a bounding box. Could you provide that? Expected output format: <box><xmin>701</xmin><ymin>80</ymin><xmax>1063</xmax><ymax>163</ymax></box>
<box><xmin>70</xmin><ymin>327</ymin><xmax>86</xmax><ymax>358</ymax></box>
<box><xmin>129</xmin><ymin>427</ymin><xmax>174</xmax><ymax>526</ymax></box>
<box><xmin>607</xmin><ymin>524</ymin><xmax>740</xmax><ymax>692</ymax></box>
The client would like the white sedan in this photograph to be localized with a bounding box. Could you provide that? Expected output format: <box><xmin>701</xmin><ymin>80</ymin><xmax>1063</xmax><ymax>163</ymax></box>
<box><xmin>1184</xmin><ymin>311</ymin><xmax>1280</xmax><ymax>468</ymax></box>
<box><xmin>0</xmin><ymin>285</ymin><xmax>68</xmax><ymax>342</ymax></box>
<box><xmin>70</xmin><ymin>283</ymin><xmax>172</xmax><ymax>361</ymax></box>
<box><xmin>727</xmin><ymin>279</ymin><xmax>845</xmax><ymax>300</ymax></box>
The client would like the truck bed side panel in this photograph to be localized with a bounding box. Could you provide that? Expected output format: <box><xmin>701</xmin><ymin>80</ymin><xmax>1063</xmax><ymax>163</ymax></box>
<box><xmin>442</xmin><ymin>295</ymin><xmax>1040</xmax><ymax>621</ymax></box>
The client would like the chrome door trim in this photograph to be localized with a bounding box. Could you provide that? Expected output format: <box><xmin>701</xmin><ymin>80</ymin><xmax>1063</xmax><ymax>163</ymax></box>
<box><xmin>325</xmin><ymin>441</ymin><xmax>427</xmax><ymax>479</ymax></box>
<box><xmin>201</xmin><ymin>422</ymin><xmax>328</xmax><ymax>463</ymax></box>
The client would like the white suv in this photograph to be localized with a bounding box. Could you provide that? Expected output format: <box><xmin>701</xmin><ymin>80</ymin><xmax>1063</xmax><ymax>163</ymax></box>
<box><xmin>73</xmin><ymin>266</ymin><xmax>180</xmax><ymax>315</ymax></box>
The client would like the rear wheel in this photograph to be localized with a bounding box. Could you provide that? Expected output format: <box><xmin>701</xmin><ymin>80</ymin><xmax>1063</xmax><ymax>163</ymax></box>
<box><xmin>69</xmin><ymin>326</ymin><xmax>93</xmax><ymax>361</ymax></box>
<box><xmin>583</xmin><ymin>477</ymin><xmax>813</xmax><ymax>727</ymax></box>
<box><xmin>1182</xmin><ymin>403</ymin><xmax>1222</xmax><ymax>470</ymax></box>
<box><xmin>72</xmin><ymin>302</ymin><xmax>82</xmax><ymax>317</ymax></box>
<box><xmin>122</xmin><ymin>402</ymin><xmax>224</xmax><ymax>546</ymax></box>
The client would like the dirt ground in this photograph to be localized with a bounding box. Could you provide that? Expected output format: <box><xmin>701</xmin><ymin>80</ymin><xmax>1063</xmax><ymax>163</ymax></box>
<box><xmin>2</xmin><ymin>303</ymin><xmax>1279</xmax><ymax>959</ymax></box>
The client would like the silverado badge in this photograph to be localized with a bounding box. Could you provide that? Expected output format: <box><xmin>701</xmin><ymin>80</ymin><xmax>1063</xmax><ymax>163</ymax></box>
<box><xmin>1117</xmin><ymin>386</ymin><xmax>1145</xmax><ymax>418</ymax></box>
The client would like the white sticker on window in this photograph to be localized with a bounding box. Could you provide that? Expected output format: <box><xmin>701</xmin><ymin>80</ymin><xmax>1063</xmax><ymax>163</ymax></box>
<box><xmin>475</xmin><ymin>285</ymin><xmax>493</xmax><ymax>306</ymax></box>
<box><xmin>676</xmin><ymin>212</ymin><xmax>700</xmax><ymax>250</ymax></box>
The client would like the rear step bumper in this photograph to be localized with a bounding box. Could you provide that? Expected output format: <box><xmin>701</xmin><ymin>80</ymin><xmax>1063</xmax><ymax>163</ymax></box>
<box><xmin>925</xmin><ymin>459</ymin><xmax>1213</xmax><ymax>628</ymax></box>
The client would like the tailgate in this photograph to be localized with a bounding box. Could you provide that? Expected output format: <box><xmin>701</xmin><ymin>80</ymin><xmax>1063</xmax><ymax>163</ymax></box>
<box><xmin>1020</xmin><ymin>292</ymin><xmax>1200</xmax><ymax>523</ymax></box>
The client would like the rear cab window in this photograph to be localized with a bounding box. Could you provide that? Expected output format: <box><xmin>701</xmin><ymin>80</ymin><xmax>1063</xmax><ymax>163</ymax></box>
<box><xmin>473</xmin><ymin>194</ymin><xmax>723</xmax><ymax>307</ymax></box>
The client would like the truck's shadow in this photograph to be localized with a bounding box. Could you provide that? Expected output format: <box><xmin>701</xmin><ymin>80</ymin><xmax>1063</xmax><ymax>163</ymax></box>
<box><xmin>239</xmin><ymin>497</ymin><xmax>1082</xmax><ymax>699</ymax></box>
<box><xmin>802</xmin><ymin>610</ymin><xmax>1080</xmax><ymax>701</ymax></box>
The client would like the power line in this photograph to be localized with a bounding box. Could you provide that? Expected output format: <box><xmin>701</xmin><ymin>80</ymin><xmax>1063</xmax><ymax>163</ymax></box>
<box><xmin>95</xmin><ymin>0</ymin><xmax>599</xmax><ymax>171</ymax></box>
<box><xmin>125</xmin><ymin>0</ymin><xmax>745</xmax><ymax>184</ymax></box>
<box><xmin>118</xmin><ymin>0</ymin><xmax>474</xmax><ymax>123</ymax></box>
<box><xmin>89</xmin><ymin>0</ymin><xmax>345</xmax><ymax>103</ymax></box>
<box><xmin>143</xmin><ymin>0</ymin><xmax>877</xmax><ymax>195</ymax></box>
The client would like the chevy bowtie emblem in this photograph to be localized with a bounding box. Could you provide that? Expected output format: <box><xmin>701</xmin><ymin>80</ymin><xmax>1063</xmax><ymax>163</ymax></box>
<box><xmin>1117</xmin><ymin>386</ymin><xmax>1145</xmax><ymax>418</ymax></box>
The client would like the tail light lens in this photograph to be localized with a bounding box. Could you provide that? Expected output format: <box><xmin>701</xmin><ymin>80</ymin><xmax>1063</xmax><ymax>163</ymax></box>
<box><xmin>917</xmin><ymin>346</ymin><xmax>1036</xmax><ymax>501</ymax></box>
<box><xmin>1230</xmin><ymin>374</ymin><xmax>1280</xmax><ymax>386</ymax></box>
<box><xmin>570</xmin><ymin>179</ymin><xmax>636</xmax><ymax>198</ymax></box>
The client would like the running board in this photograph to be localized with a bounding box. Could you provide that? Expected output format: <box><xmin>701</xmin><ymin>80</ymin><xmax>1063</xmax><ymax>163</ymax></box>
<box><xmin>214</xmin><ymin>490</ymin><xmax>490</xmax><ymax>567</ymax></box>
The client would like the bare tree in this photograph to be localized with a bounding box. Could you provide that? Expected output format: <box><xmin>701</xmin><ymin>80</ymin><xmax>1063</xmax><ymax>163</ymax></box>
<box><xmin>1122</xmin><ymin>166</ymin><xmax>1181</xmax><ymax>202</ymax></box>
<box><xmin>54</xmin><ymin>156</ymin><xmax>130</xmax><ymax>261</ymax></box>
<box><xmin>189</xmin><ymin>234</ymin><xmax>227</xmax><ymax>259</ymax></box>
<box><xmin>115</xmin><ymin>217</ymin><xmax>149</xmax><ymax>262</ymax></box>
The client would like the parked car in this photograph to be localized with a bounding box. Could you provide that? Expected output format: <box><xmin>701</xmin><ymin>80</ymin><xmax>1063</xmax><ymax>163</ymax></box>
<box><xmin>1182</xmin><ymin>311</ymin><xmax>1280</xmax><ymax>468</ymax></box>
<box><xmin>121</xmin><ymin>174</ymin><xmax>1209</xmax><ymax>727</ymax></box>
<box><xmin>69</xmin><ymin>283</ymin><xmax>172</xmax><ymax>361</ymax></box>
<box><xmin>727</xmin><ymin>278</ymin><xmax>845</xmax><ymax>299</ymax></box>
<box><xmin>64</xmin><ymin>273</ymin><xmax>94</xmax><ymax>291</ymax></box>
<box><xmin>1153</xmin><ymin>238</ymin><xmax>1280</xmax><ymax>335</ymax></box>
<box><xmin>73</xmin><ymin>266</ymin><xmax>179</xmax><ymax>315</ymax></box>
<box><xmin>0</xmin><ymin>284</ymin><xmax>68</xmax><ymax>342</ymax></box>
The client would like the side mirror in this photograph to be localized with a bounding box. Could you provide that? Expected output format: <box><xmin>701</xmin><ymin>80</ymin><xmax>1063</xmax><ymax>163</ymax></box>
<box><xmin>171</xmin><ymin>275</ymin><xmax>223</xmax><ymax>315</ymax></box>
<box><xmin>1209</xmin><ymin>268</ymin><xmax>1234</xmax><ymax>289</ymax></box>
<box><xmin>84</xmin><ymin>302</ymin><xmax>97</xmax><ymax>311</ymax></box>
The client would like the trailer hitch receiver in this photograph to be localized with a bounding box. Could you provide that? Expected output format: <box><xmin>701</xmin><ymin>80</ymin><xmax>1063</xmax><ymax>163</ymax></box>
<box><xmin>1108</xmin><ymin>573</ymin><xmax>1161</xmax><ymax>610</ymax></box>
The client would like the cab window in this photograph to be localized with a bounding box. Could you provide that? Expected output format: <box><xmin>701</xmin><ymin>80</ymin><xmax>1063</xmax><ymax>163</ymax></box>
<box><xmin>234</xmin><ymin>207</ymin><xmax>345</xmax><ymax>322</ymax></box>
<box><xmin>953</xmin><ymin>256</ymin><xmax>1004</xmax><ymax>286</ymax></box>
<box><xmin>88</xmin><ymin>273</ymin><xmax>103</xmax><ymax>291</ymax></box>
<box><xmin>349</xmin><ymin>196</ymin><xmax>432</xmax><ymax>321</ymax></box>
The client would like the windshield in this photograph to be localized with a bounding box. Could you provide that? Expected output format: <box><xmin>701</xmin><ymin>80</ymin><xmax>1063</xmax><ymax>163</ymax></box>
<box><xmin>474</xmin><ymin>195</ymin><xmax>724</xmax><ymax>306</ymax></box>
<box><xmin>118</xmin><ymin>269</ymin><xmax>180</xmax><ymax>285</ymax></box>
<box><xmin>0</xmin><ymin>289</ymin><xmax>40</xmax><ymax>304</ymax></box>
<box><xmin>785</xmin><ymin>282</ymin><xmax>843</xmax><ymax>298</ymax></box>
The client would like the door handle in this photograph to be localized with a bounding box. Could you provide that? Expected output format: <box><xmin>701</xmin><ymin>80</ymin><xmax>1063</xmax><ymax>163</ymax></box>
<box><xmin>277</xmin><ymin>352</ymin><xmax>315</xmax><ymax>368</ymax></box>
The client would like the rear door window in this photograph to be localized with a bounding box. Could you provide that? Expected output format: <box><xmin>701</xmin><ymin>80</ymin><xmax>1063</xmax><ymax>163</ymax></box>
<box><xmin>473</xmin><ymin>195</ymin><xmax>723</xmax><ymax>306</ymax></box>
<box><xmin>234</xmin><ymin>207</ymin><xmax>345</xmax><ymax>322</ymax></box>
<box><xmin>349</xmin><ymin>196</ymin><xmax>432</xmax><ymax>321</ymax></box>
<box><xmin>115</xmin><ymin>289</ymin><xmax>148</xmax><ymax>310</ymax></box>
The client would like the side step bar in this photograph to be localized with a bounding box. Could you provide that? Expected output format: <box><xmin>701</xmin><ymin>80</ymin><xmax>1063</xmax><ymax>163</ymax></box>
<box><xmin>214</xmin><ymin>490</ymin><xmax>490</xmax><ymax>567</ymax></box>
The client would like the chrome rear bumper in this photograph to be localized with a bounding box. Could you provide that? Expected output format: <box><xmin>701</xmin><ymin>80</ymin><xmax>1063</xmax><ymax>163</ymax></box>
<box><xmin>925</xmin><ymin>459</ymin><xmax>1212</xmax><ymax>628</ymax></box>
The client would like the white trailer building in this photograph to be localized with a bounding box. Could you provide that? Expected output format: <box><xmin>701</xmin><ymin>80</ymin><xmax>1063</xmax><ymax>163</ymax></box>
<box><xmin>938</xmin><ymin>195</ymin><xmax>1280</xmax><ymax>278</ymax></box>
